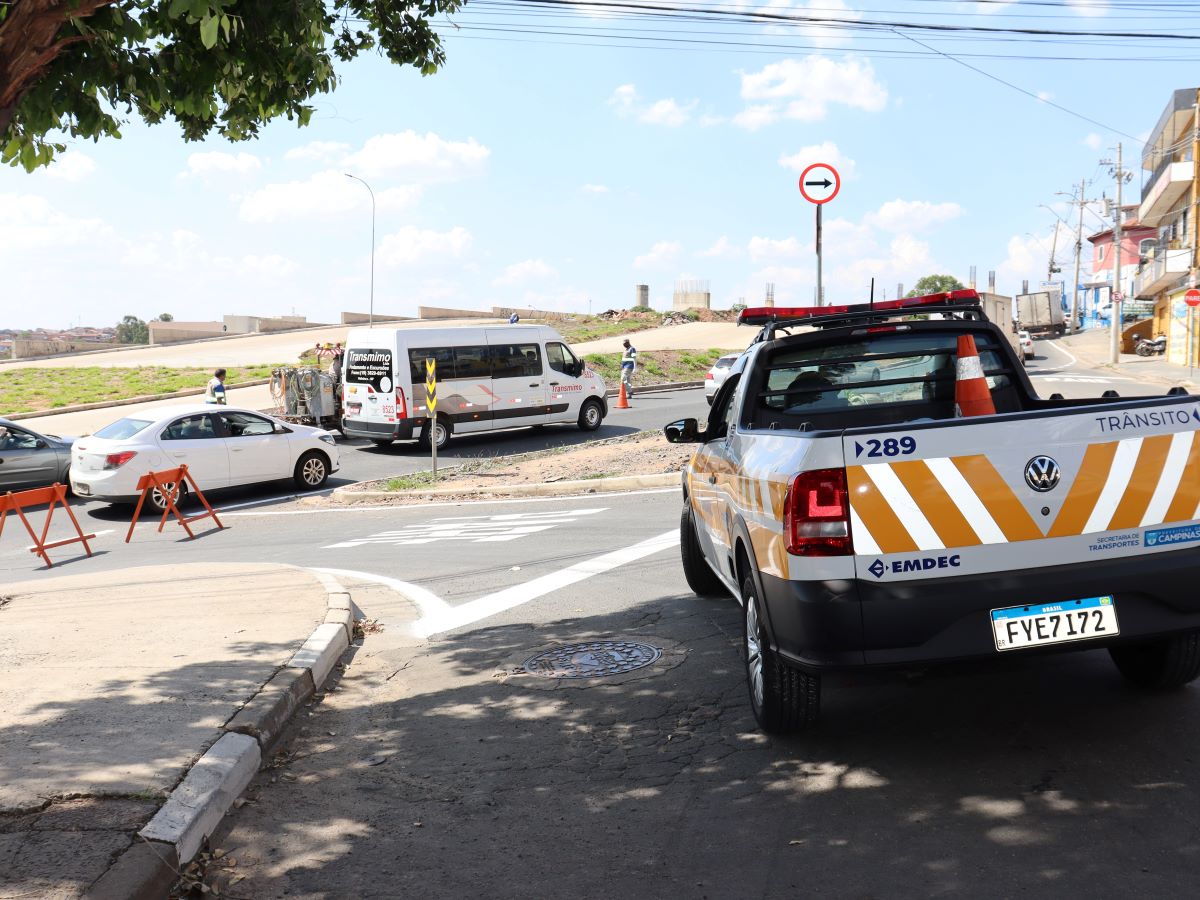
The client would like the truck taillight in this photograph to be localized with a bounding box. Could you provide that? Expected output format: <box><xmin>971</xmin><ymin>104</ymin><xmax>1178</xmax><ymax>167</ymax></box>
<box><xmin>395</xmin><ymin>387</ymin><xmax>408</xmax><ymax>419</ymax></box>
<box><xmin>705</xmin><ymin>372</ymin><xmax>714</xmax><ymax>380</ymax></box>
<box><xmin>104</xmin><ymin>451</ymin><xmax>137</xmax><ymax>470</ymax></box>
<box><xmin>783</xmin><ymin>468</ymin><xmax>851</xmax><ymax>556</ymax></box>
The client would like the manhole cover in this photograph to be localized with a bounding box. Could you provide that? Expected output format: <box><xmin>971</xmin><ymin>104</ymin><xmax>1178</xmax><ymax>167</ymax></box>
<box><xmin>522</xmin><ymin>641</ymin><xmax>662</xmax><ymax>679</ymax></box>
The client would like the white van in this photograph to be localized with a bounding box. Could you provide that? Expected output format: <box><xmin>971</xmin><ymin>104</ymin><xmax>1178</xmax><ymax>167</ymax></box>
<box><xmin>341</xmin><ymin>324</ymin><xmax>608</xmax><ymax>449</ymax></box>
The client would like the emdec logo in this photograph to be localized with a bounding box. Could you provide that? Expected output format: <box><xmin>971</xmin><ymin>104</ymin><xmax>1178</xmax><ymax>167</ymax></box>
<box><xmin>868</xmin><ymin>555</ymin><xmax>962</xmax><ymax>579</ymax></box>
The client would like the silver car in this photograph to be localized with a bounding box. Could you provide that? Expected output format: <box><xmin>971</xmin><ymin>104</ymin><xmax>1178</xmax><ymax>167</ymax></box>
<box><xmin>0</xmin><ymin>419</ymin><xmax>74</xmax><ymax>493</ymax></box>
<box><xmin>704</xmin><ymin>353</ymin><xmax>741</xmax><ymax>404</ymax></box>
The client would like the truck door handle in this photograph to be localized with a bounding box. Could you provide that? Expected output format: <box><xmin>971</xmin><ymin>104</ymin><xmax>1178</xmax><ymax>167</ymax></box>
<box><xmin>172</xmin><ymin>453</ymin><xmax>187</xmax><ymax>458</ymax></box>
<box><xmin>549</xmin><ymin>381</ymin><xmax>560</xmax><ymax>386</ymax></box>
<box><xmin>529</xmin><ymin>383</ymin><xmax>540</xmax><ymax>388</ymax></box>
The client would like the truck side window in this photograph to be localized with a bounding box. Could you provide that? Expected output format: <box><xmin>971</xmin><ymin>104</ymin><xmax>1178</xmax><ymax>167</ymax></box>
<box><xmin>547</xmin><ymin>342</ymin><xmax>578</xmax><ymax>375</ymax></box>
<box><xmin>409</xmin><ymin>347</ymin><xmax>456</xmax><ymax>383</ymax></box>
<box><xmin>491</xmin><ymin>343</ymin><xmax>543</xmax><ymax>378</ymax></box>
<box><xmin>706</xmin><ymin>375</ymin><xmax>740</xmax><ymax>441</ymax></box>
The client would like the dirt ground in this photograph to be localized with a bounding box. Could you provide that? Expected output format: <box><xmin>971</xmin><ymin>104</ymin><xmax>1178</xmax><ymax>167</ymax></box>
<box><xmin>322</xmin><ymin>430</ymin><xmax>697</xmax><ymax>506</ymax></box>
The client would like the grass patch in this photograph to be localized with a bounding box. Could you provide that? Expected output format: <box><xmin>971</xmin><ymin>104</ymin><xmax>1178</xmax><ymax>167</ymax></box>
<box><xmin>384</xmin><ymin>471</ymin><xmax>441</xmax><ymax>491</ymax></box>
<box><xmin>557</xmin><ymin>317</ymin><xmax>660</xmax><ymax>345</ymax></box>
<box><xmin>0</xmin><ymin>365</ymin><xmax>283</xmax><ymax>415</ymax></box>
<box><xmin>583</xmin><ymin>348</ymin><xmax>726</xmax><ymax>387</ymax></box>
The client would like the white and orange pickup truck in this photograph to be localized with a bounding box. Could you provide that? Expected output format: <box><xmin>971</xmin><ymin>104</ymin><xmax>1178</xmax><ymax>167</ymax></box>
<box><xmin>665</xmin><ymin>291</ymin><xmax>1200</xmax><ymax>733</ymax></box>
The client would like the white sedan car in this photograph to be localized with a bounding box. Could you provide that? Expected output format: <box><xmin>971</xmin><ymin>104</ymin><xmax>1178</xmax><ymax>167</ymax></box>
<box><xmin>1018</xmin><ymin>330</ymin><xmax>1035</xmax><ymax>360</ymax></box>
<box><xmin>704</xmin><ymin>353</ymin><xmax>742</xmax><ymax>404</ymax></box>
<box><xmin>71</xmin><ymin>404</ymin><xmax>339</xmax><ymax>511</ymax></box>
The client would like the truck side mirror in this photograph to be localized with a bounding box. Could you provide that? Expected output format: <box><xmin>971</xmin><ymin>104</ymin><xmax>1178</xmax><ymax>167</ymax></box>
<box><xmin>664</xmin><ymin>418</ymin><xmax>700</xmax><ymax>444</ymax></box>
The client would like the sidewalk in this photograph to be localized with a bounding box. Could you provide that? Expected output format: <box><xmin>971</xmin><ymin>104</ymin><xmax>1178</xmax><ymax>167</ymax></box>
<box><xmin>0</xmin><ymin>563</ymin><xmax>333</xmax><ymax>898</ymax></box>
<box><xmin>1053</xmin><ymin>328</ymin><xmax>1200</xmax><ymax>390</ymax></box>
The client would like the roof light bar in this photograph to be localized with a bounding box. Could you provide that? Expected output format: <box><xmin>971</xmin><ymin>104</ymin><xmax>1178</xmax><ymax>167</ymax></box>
<box><xmin>738</xmin><ymin>289</ymin><xmax>980</xmax><ymax>326</ymax></box>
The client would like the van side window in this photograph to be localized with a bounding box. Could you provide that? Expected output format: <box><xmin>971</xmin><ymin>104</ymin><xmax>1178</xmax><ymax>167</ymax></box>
<box><xmin>547</xmin><ymin>342</ymin><xmax>579</xmax><ymax>375</ymax></box>
<box><xmin>409</xmin><ymin>347</ymin><xmax>455</xmax><ymax>383</ymax></box>
<box><xmin>491</xmin><ymin>343</ymin><xmax>542</xmax><ymax>378</ymax></box>
<box><xmin>454</xmin><ymin>346</ymin><xmax>491</xmax><ymax>379</ymax></box>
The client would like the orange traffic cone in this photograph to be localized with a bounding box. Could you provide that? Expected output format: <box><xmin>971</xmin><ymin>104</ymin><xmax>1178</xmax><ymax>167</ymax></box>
<box><xmin>615</xmin><ymin>381</ymin><xmax>631</xmax><ymax>409</ymax></box>
<box><xmin>954</xmin><ymin>334</ymin><xmax>996</xmax><ymax>417</ymax></box>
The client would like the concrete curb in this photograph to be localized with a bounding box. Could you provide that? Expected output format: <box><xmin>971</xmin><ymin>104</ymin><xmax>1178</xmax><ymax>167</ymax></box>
<box><xmin>330</xmin><ymin>471</ymin><xmax>681</xmax><ymax>504</ymax></box>
<box><xmin>86</xmin><ymin>574</ymin><xmax>356</xmax><ymax>899</ymax></box>
<box><xmin>5</xmin><ymin>378</ymin><xmax>272</xmax><ymax>422</ymax></box>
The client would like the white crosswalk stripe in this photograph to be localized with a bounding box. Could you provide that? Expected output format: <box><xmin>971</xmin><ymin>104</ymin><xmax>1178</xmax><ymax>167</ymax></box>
<box><xmin>324</xmin><ymin>508</ymin><xmax>608</xmax><ymax>548</ymax></box>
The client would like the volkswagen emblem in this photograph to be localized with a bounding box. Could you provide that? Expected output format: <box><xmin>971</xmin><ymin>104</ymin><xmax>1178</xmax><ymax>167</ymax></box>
<box><xmin>1024</xmin><ymin>456</ymin><xmax>1061</xmax><ymax>492</ymax></box>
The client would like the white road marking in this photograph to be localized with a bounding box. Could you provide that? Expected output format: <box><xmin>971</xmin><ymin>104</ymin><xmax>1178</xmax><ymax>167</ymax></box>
<box><xmin>1035</xmin><ymin>375</ymin><xmax>1134</xmax><ymax>384</ymax></box>
<box><xmin>414</xmin><ymin>529</ymin><xmax>679</xmax><ymax>637</ymax></box>
<box><xmin>24</xmin><ymin>528</ymin><xmax>113</xmax><ymax>552</ymax></box>
<box><xmin>310</xmin><ymin>528</ymin><xmax>680</xmax><ymax>638</ymax></box>
<box><xmin>324</xmin><ymin>508</ymin><xmax>608</xmax><ymax>548</ymax></box>
<box><xmin>1042</xmin><ymin>339</ymin><xmax>1079</xmax><ymax>369</ymax></box>
<box><xmin>220</xmin><ymin>487</ymin><xmax>679</xmax><ymax>517</ymax></box>
<box><xmin>216</xmin><ymin>487</ymin><xmax>337</xmax><ymax>512</ymax></box>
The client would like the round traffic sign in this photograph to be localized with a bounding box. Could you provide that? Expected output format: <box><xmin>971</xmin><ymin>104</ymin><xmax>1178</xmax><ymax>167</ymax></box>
<box><xmin>798</xmin><ymin>163</ymin><xmax>841</xmax><ymax>205</ymax></box>
<box><xmin>1186</xmin><ymin>288</ymin><xmax>1200</xmax><ymax>307</ymax></box>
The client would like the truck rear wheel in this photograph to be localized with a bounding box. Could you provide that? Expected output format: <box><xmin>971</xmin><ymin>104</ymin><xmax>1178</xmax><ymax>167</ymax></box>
<box><xmin>680</xmin><ymin>506</ymin><xmax>724</xmax><ymax>597</ymax></box>
<box><xmin>1109</xmin><ymin>633</ymin><xmax>1200</xmax><ymax>689</ymax></box>
<box><xmin>742</xmin><ymin>575</ymin><xmax>820</xmax><ymax>733</ymax></box>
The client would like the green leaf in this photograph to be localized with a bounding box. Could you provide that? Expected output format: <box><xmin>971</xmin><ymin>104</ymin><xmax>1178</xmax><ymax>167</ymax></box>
<box><xmin>220</xmin><ymin>14</ymin><xmax>230</xmax><ymax>42</ymax></box>
<box><xmin>199</xmin><ymin>13</ymin><xmax>219</xmax><ymax>49</ymax></box>
<box><xmin>168</xmin><ymin>0</ymin><xmax>190</xmax><ymax>17</ymax></box>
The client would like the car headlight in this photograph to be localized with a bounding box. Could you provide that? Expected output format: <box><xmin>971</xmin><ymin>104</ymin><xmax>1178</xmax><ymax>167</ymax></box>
<box><xmin>318</xmin><ymin>434</ymin><xmax>336</xmax><ymax>445</ymax></box>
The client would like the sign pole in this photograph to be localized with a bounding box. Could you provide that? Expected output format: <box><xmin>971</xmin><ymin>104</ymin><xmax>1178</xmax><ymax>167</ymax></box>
<box><xmin>816</xmin><ymin>204</ymin><xmax>823</xmax><ymax>306</ymax></box>
<box><xmin>1185</xmin><ymin>288</ymin><xmax>1200</xmax><ymax>380</ymax></box>
<box><xmin>798</xmin><ymin>162</ymin><xmax>840</xmax><ymax>308</ymax></box>
<box><xmin>425</xmin><ymin>357</ymin><xmax>438</xmax><ymax>479</ymax></box>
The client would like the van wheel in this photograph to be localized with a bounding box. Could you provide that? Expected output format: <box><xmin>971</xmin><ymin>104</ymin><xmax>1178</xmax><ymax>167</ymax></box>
<box><xmin>742</xmin><ymin>575</ymin><xmax>820</xmax><ymax>733</ymax></box>
<box><xmin>418</xmin><ymin>416</ymin><xmax>452</xmax><ymax>451</ymax></box>
<box><xmin>371</xmin><ymin>438</ymin><xmax>394</xmax><ymax>448</ymax></box>
<box><xmin>149</xmin><ymin>480</ymin><xmax>187</xmax><ymax>514</ymax></box>
<box><xmin>578</xmin><ymin>398</ymin><xmax>603</xmax><ymax>432</ymax></box>
<box><xmin>1110</xmin><ymin>633</ymin><xmax>1200</xmax><ymax>689</ymax></box>
<box><xmin>681</xmin><ymin>506</ymin><xmax>724</xmax><ymax>597</ymax></box>
<box><xmin>294</xmin><ymin>451</ymin><xmax>330</xmax><ymax>489</ymax></box>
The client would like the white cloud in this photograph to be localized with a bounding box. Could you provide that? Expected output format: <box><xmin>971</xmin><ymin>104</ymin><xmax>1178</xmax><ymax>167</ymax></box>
<box><xmin>698</xmin><ymin>113</ymin><xmax>725</xmax><ymax>127</ymax></box>
<box><xmin>698</xmin><ymin>236</ymin><xmax>739</xmax><ymax>258</ymax></box>
<box><xmin>285</xmin><ymin>141</ymin><xmax>350</xmax><ymax>163</ymax></box>
<box><xmin>377</xmin><ymin>225</ymin><xmax>473</xmax><ymax>268</ymax></box>
<box><xmin>763</xmin><ymin>0</ymin><xmax>862</xmax><ymax>45</ymax></box>
<box><xmin>41</xmin><ymin>153</ymin><xmax>96</xmax><ymax>182</ymax></box>
<box><xmin>865</xmin><ymin>199</ymin><xmax>964</xmax><ymax>232</ymax></box>
<box><xmin>736</xmin><ymin>56</ymin><xmax>886</xmax><ymax>127</ymax></box>
<box><xmin>779</xmin><ymin>141</ymin><xmax>857</xmax><ymax>180</ymax></box>
<box><xmin>1067</xmin><ymin>0</ymin><xmax>1109</xmax><ymax>18</ymax></box>
<box><xmin>582</xmin><ymin>183</ymin><xmax>610</xmax><ymax>194</ymax></box>
<box><xmin>341</xmin><ymin>131</ymin><xmax>490</xmax><ymax>180</ymax></box>
<box><xmin>633</xmin><ymin>240</ymin><xmax>682</xmax><ymax>269</ymax></box>
<box><xmin>0</xmin><ymin>193</ymin><xmax>114</xmax><ymax>251</ymax></box>
<box><xmin>608</xmin><ymin>84</ymin><xmax>696</xmax><ymax>127</ymax></box>
<box><xmin>238</xmin><ymin>171</ymin><xmax>420</xmax><ymax>223</ymax></box>
<box><xmin>748</xmin><ymin>236</ymin><xmax>804</xmax><ymax>262</ymax></box>
<box><xmin>1083</xmin><ymin>133</ymin><xmax>1103</xmax><ymax>150</ymax></box>
<box><xmin>493</xmin><ymin>259</ymin><xmax>556</xmax><ymax>286</ymax></box>
<box><xmin>182</xmin><ymin>151</ymin><xmax>262</xmax><ymax>178</ymax></box>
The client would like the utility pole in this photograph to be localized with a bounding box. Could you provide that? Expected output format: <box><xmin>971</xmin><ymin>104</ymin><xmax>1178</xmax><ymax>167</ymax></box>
<box><xmin>1071</xmin><ymin>178</ymin><xmax>1085</xmax><ymax>334</ymax></box>
<box><xmin>1101</xmin><ymin>144</ymin><xmax>1126</xmax><ymax>365</ymax></box>
<box><xmin>1047</xmin><ymin>222</ymin><xmax>1060</xmax><ymax>284</ymax></box>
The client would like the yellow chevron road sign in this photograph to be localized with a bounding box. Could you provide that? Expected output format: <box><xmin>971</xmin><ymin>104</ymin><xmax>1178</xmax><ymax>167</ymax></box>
<box><xmin>425</xmin><ymin>358</ymin><xmax>437</xmax><ymax>414</ymax></box>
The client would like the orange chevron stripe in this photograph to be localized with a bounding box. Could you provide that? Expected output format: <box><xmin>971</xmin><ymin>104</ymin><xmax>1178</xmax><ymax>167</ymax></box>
<box><xmin>889</xmin><ymin>459</ymin><xmax>982</xmax><ymax>548</ymax></box>
<box><xmin>952</xmin><ymin>455</ymin><xmax>1043</xmax><ymax>541</ymax></box>
<box><xmin>1164</xmin><ymin>434</ymin><xmax>1200</xmax><ymax>523</ymax></box>
<box><xmin>1108</xmin><ymin>435</ymin><xmax>1175</xmax><ymax>530</ymax></box>
<box><xmin>1047</xmin><ymin>442</ymin><xmax>1119</xmax><ymax>538</ymax></box>
<box><xmin>846</xmin><ymin>466</ymin><xmax>918</xmax><ymax>553</ymax></box>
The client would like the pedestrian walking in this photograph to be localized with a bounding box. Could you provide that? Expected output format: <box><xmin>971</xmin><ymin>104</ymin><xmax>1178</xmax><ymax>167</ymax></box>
<box><xmin>620</xmin><ymin>338</ymin><xmax>637</xmax><ymax>398</ymax></box>
<box><xmin>204</xmin><ymin>368</ymin><xmax>227</xmax><ymax>405</ymax></box>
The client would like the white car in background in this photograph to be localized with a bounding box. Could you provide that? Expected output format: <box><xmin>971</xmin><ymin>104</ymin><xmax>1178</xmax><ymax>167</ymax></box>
<box><xmin>1018</xmin><ymin>330</ymin><xmax>1035</xmax><ymax>360</ymax></box>
<box><xmin>704</xmin><ymin>353</ymin><xmax>742</xmax><ymax>404</ymax></box>
<box><xmin>71</xmin><ymin>404</ymin><xmax>339</xmax><ymax>511</ymax></box>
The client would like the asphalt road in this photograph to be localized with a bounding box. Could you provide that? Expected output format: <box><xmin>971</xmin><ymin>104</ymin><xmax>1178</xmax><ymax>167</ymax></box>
<box><xmin>6</xmin><ymin>349</ymin><xmax>1197</xmax><ymax>898</ymax></box>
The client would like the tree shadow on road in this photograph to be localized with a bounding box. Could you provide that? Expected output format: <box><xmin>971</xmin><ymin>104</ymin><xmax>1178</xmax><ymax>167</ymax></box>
<box><xmin>201</xmin><ymin>593</ymin><xmax>1200</xmax><ymax>899</ymax></box>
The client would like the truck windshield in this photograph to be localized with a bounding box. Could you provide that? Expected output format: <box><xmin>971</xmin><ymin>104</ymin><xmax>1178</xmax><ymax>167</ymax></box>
<box><xmin>752</xmin><ymin>330</ymin><xmax>1016</xmax><ymax>428</ymax></box>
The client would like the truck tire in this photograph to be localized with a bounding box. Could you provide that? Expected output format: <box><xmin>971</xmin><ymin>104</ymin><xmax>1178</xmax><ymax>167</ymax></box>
<box><xmin>1109</xmin><ymin>633</ymin><xmax>1200</xmax><ymax>689</ymax></box>
<box><xmin>294</xmin><ymin>451</ymin><xmax>330</xmax><ymax>489</ymax></box>
<box><xmin>680</xmin><ymin>506</ymin><xmax>725</xmax><ymax>597</ymax></box>
<box><xmin>577</xmin><ymin>398</ymin><xmax>604</xmax><ymax>432</ymax></box>
<box><xmin>742</xmin><ymin>575</ymin><xmax>820</xmax><ymax>733</ymax></box>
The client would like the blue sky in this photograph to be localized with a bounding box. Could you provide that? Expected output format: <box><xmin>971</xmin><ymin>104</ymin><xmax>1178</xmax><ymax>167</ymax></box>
<box><xmin>3</xmin><ymin>0</ymin><xmax>1198</xmax><ymax>331</ymax></box>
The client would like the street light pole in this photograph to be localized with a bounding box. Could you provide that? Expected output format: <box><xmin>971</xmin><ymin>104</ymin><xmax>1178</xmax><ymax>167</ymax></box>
<box><xmin>344</xmin><ymin>174</ymin><xmax>376</xmax><ymax>327</ymax></box>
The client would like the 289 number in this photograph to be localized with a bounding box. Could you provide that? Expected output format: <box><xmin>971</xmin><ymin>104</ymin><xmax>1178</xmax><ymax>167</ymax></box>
<box><xmin>858</xmin><ymin>436</ymin><xmax>917</xmax><ymax>458</ymax></box>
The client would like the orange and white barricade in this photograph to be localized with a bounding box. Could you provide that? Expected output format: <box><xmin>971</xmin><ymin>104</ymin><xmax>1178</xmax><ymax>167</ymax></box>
<box><xmin>0</xmin><ymin>483</ymin><xmax>95</xmax><ymax>568</ymax></box>
<box><xmin>125</xmin><ymin>465</ymin><xmax>224</xmax><ymax>542</ymax></box>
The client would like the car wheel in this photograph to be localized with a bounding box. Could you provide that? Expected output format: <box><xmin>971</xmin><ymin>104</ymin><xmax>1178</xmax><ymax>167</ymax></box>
<box><xmin>1109</xmin><ymin>633</ymin><xmax>1200</xmax><ymax>689</ymax></box>
<box><xmin>742</xmin><ymin>574</ymin><xmax>820</xmax><ymax>734</ymax></box>
<box><xmin>294</xmin><ymin>451</ymin><xmax>330</xmax><ymax>490</ymax></box>
<box><xmin>149</xmin><ymin>479</ymin><xmax>187</xmax><ymax>514</ymax></box>
<box><xmin>417</xmin><ymin>417</ymin><xmax>452</xmax><ymax>451</ymax></box>
<box><xmin>577</xmin><ymin>398</ymin><xmax>604</xmax><ymax>432</ymax></box>
<box><xmin>680</xmin><ymin>506</ymin><xmax>725</xmax><ymax>597</ymax></box>
<box><xmin>371</xmin><ymin>438</ymin><xmax>394</xmax><ymax>448</ymax></box>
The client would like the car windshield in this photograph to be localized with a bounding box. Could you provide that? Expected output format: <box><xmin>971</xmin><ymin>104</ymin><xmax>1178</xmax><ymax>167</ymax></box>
<box><xmin>94</xmin><ymin>418</ymin><xmax>153</xmax><ymax>440</ymax></box>
<box><xmin>714</xmin><ymin>357</ymin><xmax>735</xmax><ymax>370</ymax></box>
